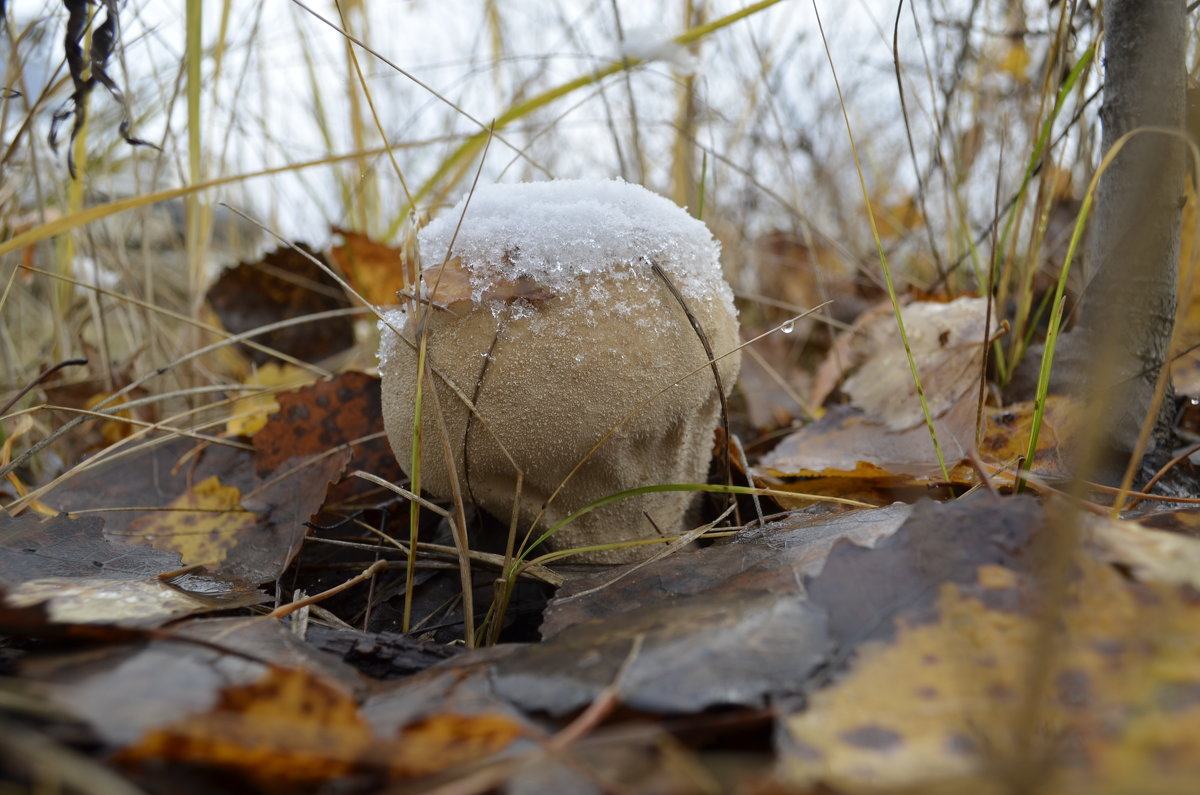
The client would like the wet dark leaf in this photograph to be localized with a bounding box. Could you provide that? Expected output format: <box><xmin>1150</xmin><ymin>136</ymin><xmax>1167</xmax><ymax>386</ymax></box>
<box><xmin>0</xmin><ymin>513</ymin><xmax>265</xmax><ymax>628</ymax></box>
<box><xmin>48</xmin><ymin>438</ymin><xmax>348</xmax><ymax>584</ymax></box>
<box><xmin>493</xmin><ymin>590</ymin><xmax>830</xmax><ymax>716</ymax></box>
<box><xmin>805</xmin><ymin>495</ymin><xmax>1040</xmax><ymax>655</ymax></box>
<box><xmin>542</xmin><ymin>503</ymin><xmax>914</xmax><ymax>638</ymax></box>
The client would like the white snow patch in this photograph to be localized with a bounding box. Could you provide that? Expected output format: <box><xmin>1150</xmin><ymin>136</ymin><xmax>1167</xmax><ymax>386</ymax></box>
<box><xmin>376</xmin><ymin>306</ymin><xmax>408</xmax><ymax>368</ymax></box>
<box><xmin>618</xmin><ymin>29</ymin><xmax>698</xmax><ymax>74</ymax></box>
<box><xmin>418</xmin><ymin>179</ymin><xmax>734</xmax><ymax>318</ymax></box>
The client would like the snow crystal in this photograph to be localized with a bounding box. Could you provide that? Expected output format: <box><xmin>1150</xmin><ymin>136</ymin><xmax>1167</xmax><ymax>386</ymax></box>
<box><xmin>418</xmin><ymin>179</ymin><xmax>733</xmax><ymax>317</ymax></box>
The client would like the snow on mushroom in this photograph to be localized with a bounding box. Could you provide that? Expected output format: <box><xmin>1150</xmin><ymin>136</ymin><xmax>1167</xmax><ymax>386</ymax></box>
<box><xmin>378</xmin><ymin>179</ymin><xmax>741</xmax><ymax>564</ymax></box>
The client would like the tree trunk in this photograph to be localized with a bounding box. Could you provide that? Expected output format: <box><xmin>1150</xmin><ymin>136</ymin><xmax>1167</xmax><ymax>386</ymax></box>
<box><xmin>1059</xmin><ymin>0</ymin><xmax>1185</xmax><ymax>467</ymax></box>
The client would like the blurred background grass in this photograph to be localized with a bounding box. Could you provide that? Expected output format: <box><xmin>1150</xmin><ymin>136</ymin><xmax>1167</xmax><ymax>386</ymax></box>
<box><xmin>0</xmin><ymin>0</ymin><xmax>1124</xmax><ymax>484</ymax></box>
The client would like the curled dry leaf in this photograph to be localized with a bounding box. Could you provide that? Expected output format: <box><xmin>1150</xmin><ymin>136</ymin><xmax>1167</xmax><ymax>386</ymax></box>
<box><xmin>839</xmin><ymin>297</ymin><xmax>997</xmax><ymax>431</ymax></box>
<box><xmin>419</xmin><ymin>255</ymin><xmax>555</xmax><ymax>309</ymax></box>
<box><xmin>768</xmin><ymin>297</ymin><xmax>1001</xmax><ymax>484</ymax></box>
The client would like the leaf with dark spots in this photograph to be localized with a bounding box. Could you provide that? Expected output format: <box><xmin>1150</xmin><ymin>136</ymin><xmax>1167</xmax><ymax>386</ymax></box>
<box><xmin>253</xmin><ymin>371</ymin><xmax>403</xmax><ymax>504</ymax></box>
<box><xmin>779</xmin><ymin>547</ymin><xmax>1200</xmax><ymax>791</ymax></box>
<box><xmin>206</xmin><ymin>244</ymin><xmax>355</xmax><ymax>366</ymax></box>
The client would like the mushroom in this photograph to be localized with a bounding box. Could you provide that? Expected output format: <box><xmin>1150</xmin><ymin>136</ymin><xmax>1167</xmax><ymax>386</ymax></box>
<box><xmin>378</xmin><ymin>179</ymin><xmax>740</xmax><ymax>564</ymax></box>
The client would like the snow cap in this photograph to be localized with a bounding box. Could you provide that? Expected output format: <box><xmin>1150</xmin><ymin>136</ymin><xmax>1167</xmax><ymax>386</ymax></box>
<box><xmin>417</xmin><ymin>178</ymin><xmax>730</xmax><ymax>308</ymax></box>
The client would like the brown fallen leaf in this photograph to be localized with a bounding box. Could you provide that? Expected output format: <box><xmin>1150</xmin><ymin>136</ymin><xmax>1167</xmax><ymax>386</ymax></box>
<box><xmin>420</xmin><ymin>255</ymin><xmax>555</xmax><ymax>309</ymax></box>
<box><xmin>967</xmin><ymin>394</ymin><xmax>1077</xmax><ymax>485</ymax></box>
<box><xmin>206</xmin><ymin>243</ymin><xmax>355</xmax><ymax>366</ymax></box>
<box><xmin>388</xmin><ymin>713</ymin><xmax>530</xmax><ymax>779</ymax></box>
<box><xmin>363</xmin><ymin>654</ymin><xmax>544</xmax><ymax>781</ymax></box>
<box><xmin>252</xmin><ymin>371</ymin><xmax>402</xmax><ymax>505</ymax></box>
<box><xmin>330</xmin><ymin>226</ymin><xmax>413</xmax><ymax>305</ymax></box>
<box><xmin>124</xmin><ymin>664</ymin><xmax>374</xmax><ymax>788</ymax></box>
<box><xmin>759</xmin><ymin>395</ymin><xmax>1077</xmax><ymax>487</ymax></box>
<box><xmin>758</xmin><ymin>398</ymin><xmax>977</xmax><ymax>481</ymax></box>
<box><xmin>841</xmin><ymin>297</ymin><xmax>995</xmax><ymax>431</ymax></box>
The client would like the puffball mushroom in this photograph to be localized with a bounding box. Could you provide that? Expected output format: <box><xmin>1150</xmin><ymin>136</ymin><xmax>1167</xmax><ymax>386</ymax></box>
<box><xmin>378</xmin><ymin>179</ymin><xmax>740</xmax><ymax>564</ymax></box>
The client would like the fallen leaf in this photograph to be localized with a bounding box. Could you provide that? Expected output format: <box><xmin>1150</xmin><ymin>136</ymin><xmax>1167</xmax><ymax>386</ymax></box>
<box><xmin>205</xmin><ymin>243</ymin><xmax>355</xmax><ymax>366</ymax></box>
<box><xmin>252</xmin><ymin>371</ymin><xmax>403</xmax><ymax>505</ymax></box>
<box><xmin>0</xmin><ymin>513</ymin><xmax>264</xmax><ymax>628</ymax></box>
<box><xmin>968</xmin><ymin>395</ymin><xmax>1077</xmax><ymax>485</ymax></box>
<box><xmin>126</xmin><ymin>475</ymin><xmax>257</xmax><ymax>568</ymax></box>
<box><xmin>541</xmin><ymin>503</ymin><xmax>914</xmax><ymax>638</ymax></box>
<box><xmin>125</xmin><ymin>665</ymin><xmax>374</xmax><ymax>787</ymax></box>
<box><xmin>493</xmin><ymin>590</ymin><xmax>830</xmax><ymax>716</ymax></box>
<box><xmin>27</xmin><ymin>617</ymin><xmax>372</xmax><ymax>787</ymax></box>
<box><xmin>1138</xmin><ymin>506</ymin><xmax>1200</xmax><ymax>538</ymax></box>
<box><xmin>758</xmin><ymin>399</ymin><xmax>976</xmax><ymax>481</ymax></box>
<box><xmin>330</xmin><ymin>226</ymin><xmax>413</xmax><ymax>305</ymax></box>
<box><xmin>0</xmin><ymin>513</ymin><xmax>175</xmax><ymax>583</ymax></box>
<box><xmin>1087</xmin><ymin>512</ymin><xmax>1200</xmax><ymax>588</ymax></box>
<box><xmin>421</xmin><ymin>256</ymin><xmax>555</xmax><ymax>308</ymax></box>
<box><xmin>842</xmin><ymin>297</ymin><xmax>995</xmax><ymax>430</ymax></box>
<box><xmin>389</xmin><ymin>713</ymin><xmax>529</xmax><ymax>778</ymax></box>
<box><xmin>780</xmin><ymin>552</ymin><xmax>1200</xmax><ymax>793</ymax></box>
<box><xmin>759</xmin><ymin>396</ymin><xmax>1077</xmax><ymax>486</ymax></box>
<box><xmin>225</xmin><ymin>363</ymin><xmax>313</xmax><ymax>437</ymax></box>
<box><xmin>364</xmin><ymin>653</ymin><xmax>540</xmax><ymax>778</ymax></box>
<box><xmin>5</xmin><ymin>576</ymin><xmax>260</xmax><ymax>629</ymax></box>
<box><xmin>49</xmin><ymin>438</ymin><xmax>348</xmax><ymax>584</ymax></box>
<box><xmin>803</xmin><ymin>495</ymin><xmax>1039</xmax><ymax>654</ymax></box>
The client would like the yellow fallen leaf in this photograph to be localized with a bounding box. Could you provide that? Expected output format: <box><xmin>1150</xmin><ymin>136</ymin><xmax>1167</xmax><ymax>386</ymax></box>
<box><xmin>126</xmin><ymin>476</ymin><xmax>255</xmax><ymax>567</ymax></box>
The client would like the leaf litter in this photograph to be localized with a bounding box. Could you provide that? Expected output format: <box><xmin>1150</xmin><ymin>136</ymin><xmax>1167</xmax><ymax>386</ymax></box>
<box><xmin>6</xmin><ymin>226</ymin><xmax>1200</xmax><ymax>791</ymax></box>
